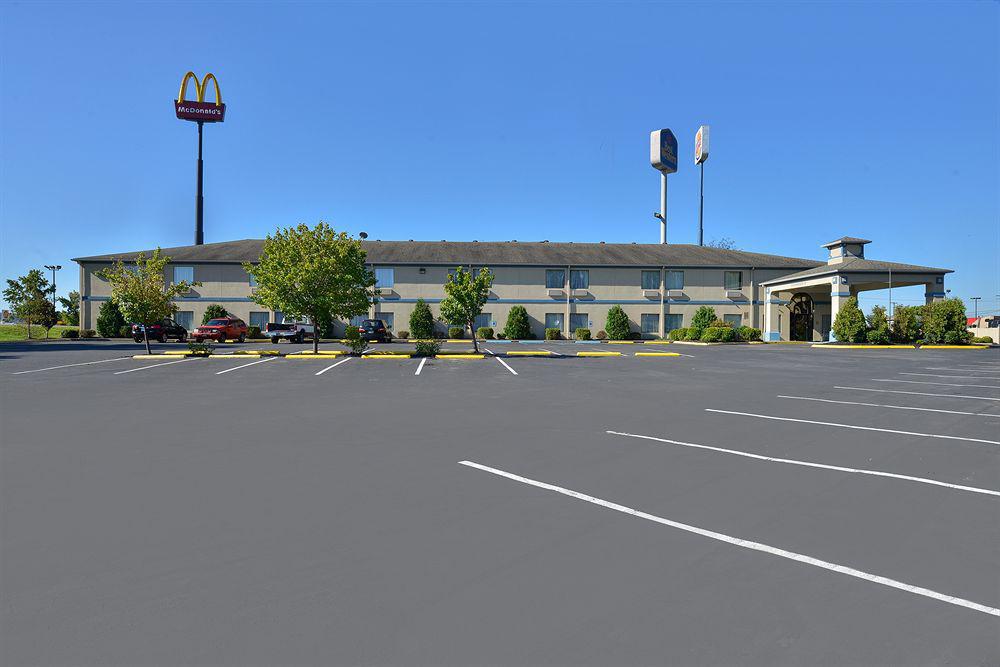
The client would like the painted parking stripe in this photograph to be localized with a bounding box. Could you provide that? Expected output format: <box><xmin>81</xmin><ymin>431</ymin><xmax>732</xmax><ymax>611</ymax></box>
<box><xmin>459</xmin><ymin>460</ymin><xmax>1000</xmax><ymax>618</ymax></box>
<box><xmin>415</xmin><ymin>357</ymin><xmax>427</xmax><ymax>376</ymax></box>
<box><xmin>316</xmin><ymin>357</ymin><xmax>352</xmax><ymax>376</ymax></box>
<box><xmin>834</xmin><ymin>386</ymin><xmax>1000</xmax><ymax>402</ymax></box>
<box><xmin>872</xmin><ymin>378</ymin><xmax>1000</xmax><ymax>390</ymax></box>
<box><xmin>606</xmin><ymin>430</ymin><xmax>999</xmax><ymax>497</ymax></box>
<box><xmin>705</xmin><ymin>409</ymin><xmax>999</xmax><ymax>445</ymax></box>
<box><xmin>216</xmin><ymin>356</ymin><xmax>275</xmax><ymax>375</ymax></box>
<box><xmin>777</xmin><ymin>395</ymin><xmax>1000</xmax><ymax>418</ymax></box>
<box><xmin>900</xmin><ymin>373</ymin><xmax>1000</xmax><ymax>380</ymax></box>
<box><xmin>113</xmin><ymin>358</ymin><xmax>191</xmax><ymax>375</ymax></box>
<box><xmin>926</xmin><ymin>367</ymin><xmax>1000</xmax><ymax>373</ymax></box>
<box><xmin>496</xmin><ymin>357</ymin><xmax>518</xmax><ymax>375</ymax></box>
<box><xmin>12</xmin><ymin>356</ymin><xmax>133</xmax><ymax>375</ymax></box>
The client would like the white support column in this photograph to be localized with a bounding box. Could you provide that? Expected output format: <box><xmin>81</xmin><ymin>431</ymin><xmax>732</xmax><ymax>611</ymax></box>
<box><xmin>829</xmin><ymin>276</ymin><xmax>850</xmax><ymax>342</ymax></box>
<box><xmin>764</xmin><ymin>287</ymin><xmax>779</xmax><ymax>341</ymax></box>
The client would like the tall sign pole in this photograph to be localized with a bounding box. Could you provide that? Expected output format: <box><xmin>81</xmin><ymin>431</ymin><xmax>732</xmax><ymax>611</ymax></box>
<box><xmin>649</xmin><ymin>129</ymin><xmax>678</xmax><ymax>244</ymax></box>
<box><xmin>175</xmin><ymin>72</ymin><xmax>226</xmax><ymax>245</ymax></box>
<box><xmin>694</xmin><ymin>125</ymin><xmax>710</xmax><ymax>246</ymax></box>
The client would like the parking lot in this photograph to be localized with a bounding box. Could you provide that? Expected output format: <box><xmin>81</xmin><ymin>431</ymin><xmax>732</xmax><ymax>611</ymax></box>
<box><xmin>2</xmin><ymin>340</ymin><xmax>998</xmax><ymax>665</ymax></box>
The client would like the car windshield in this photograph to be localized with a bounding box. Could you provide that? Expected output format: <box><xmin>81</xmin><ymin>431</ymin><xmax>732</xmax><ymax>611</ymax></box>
<box><xmin>206</xmin><ymin>319</ymin><xmax>228</xmax><ymax>326</ymax></box>
<box><xmin>266</xmin><ymin>323</ymin><xmax>293</xmax><ymax>331</ymax></box>
<box><xmin>362</xmin><ymin>320</ymin><xmax>382</xmax><ymax>327</ymax></box>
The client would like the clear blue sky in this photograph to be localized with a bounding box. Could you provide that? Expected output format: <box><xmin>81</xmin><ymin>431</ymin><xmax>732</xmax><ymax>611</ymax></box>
<box><xmin>2</xmin><ymin>1</ymin><xmax>997</xmax><ymax>314</ymax></box>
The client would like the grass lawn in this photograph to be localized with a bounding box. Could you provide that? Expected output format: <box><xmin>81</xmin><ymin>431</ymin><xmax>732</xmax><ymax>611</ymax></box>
<box><xmin>0</xmin><ymin>324</ymin><xmax>78</xmax><ymax>342</ymax></box>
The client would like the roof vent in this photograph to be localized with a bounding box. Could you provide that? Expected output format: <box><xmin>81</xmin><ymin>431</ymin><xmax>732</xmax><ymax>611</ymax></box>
<box><xmin>600</xmin><ymin>241</ymin><xmax>605</xmax><ymax>244</ymax></box>
<box><xmin>408</xmin><ymin>239</ymin><xmax>413</xmax><ymax>242</ymax></box>
<box><xmin>472</xmin><ymin>240</ymin><xmax>478</xmax><ymax>243</ymax></box>
<box><xmin>512</xmin><ymin>240</ymin><xmax>517</xmax><ymax>243</ymax></box>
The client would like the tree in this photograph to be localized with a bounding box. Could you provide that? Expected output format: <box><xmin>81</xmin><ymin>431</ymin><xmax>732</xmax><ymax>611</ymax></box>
<box><xmin>706</xmin><ymin>237</ymin><xmax>738</xmax><ymax>250</ymax></box>
<box><xmin>97</xmin><ymin>248</ymin><xmax>199</xmax><ymax>353</ymax></box>
<box><xmin>439</xmin><ymin>266</ymin><xmax>494</xmax><ymax>353</ymax></box>
<box><xmin>503</xmin><ymin>305</ymin><xmax>531</xmax><ymax>340</ymax></box>
<box><xmin>866</xmin><ymin>305</ymin><xmax>890</xmax><ymax>344</ymax></box>
<box><xmin>202</xmin><ymin>304</ymin><xmax>229</xmax><ymax>324</ymax></box>
<box><xmin>96</xmin><ymin>300</ymin><xmax>127</xmax><ymax>338</ymax></box>
<box><xmin>59</xmin><ymin>290</ymin><xmax>80</xmax><ymax>326</ymax></box>
<box><xmin>891</xmin><ymin>305</ymin><xmax>921</xmax><ymax>343</ymax></box>
<box><xmin>409</xmin><ymin>298</ymin><xmax>434</xmax><ymax>339</ymax></box>
<box><xmin>605</xmin><ymin>305</ymin><xmax>631</xmax><ymax>340</ymax></box>
<box><xmin>921</xmin><ymin>298</ymin><xmax>968</xmax><ymax>344</ymax></box>
<box><xmin>691</xmin><ymin>305</ymin><xmax>717</xmax><ymax>330</ymax></box>
<box><xmin>244</xmin><ymin>222</ymin><xmax>375</xmax><ymax>354</ymax></box>
<box><xmin>832</xmin><ymin>296</ymin><xmax>866</xmax><ymax>343</ymax></box>
<box><xmin>3</xmin><ymin>269</ymin><xmax>53</xmax><ymax>339</ymax></box>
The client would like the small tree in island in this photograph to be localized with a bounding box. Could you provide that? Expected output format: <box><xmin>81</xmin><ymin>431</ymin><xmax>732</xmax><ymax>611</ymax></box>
<box><xmin>97</xmin><ymin>249</ymin><xmax>200</xmax><ymax>354</ymax></box>
<box><xmin>3</xmin><ymin>269</ymin><xmax>57</xmax><ymax>339</ymax></box>
<box><xmin>439</xmin><ymin>266</ymin><xmax>494</xmax><ymax>354</ymax></box>
<box><xmin>244</xmin><ymin>222</ymin><xmax>375</xmax><ymax>354</ymax></box>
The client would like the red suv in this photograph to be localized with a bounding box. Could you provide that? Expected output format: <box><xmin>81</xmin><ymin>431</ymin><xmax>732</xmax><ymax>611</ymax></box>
<box><xmin>192</xmin><ymin>317</ymin><xmax>249</xmax><ymax>343</ymax></box>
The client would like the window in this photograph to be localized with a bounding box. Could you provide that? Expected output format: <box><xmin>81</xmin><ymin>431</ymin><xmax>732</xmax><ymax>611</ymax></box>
<box><xmin>249</xmin><ymin>311</ymin><xmax>269</xmax><ymax>329</ymax></box>
<box><xmin>570</xmin><ymin>313</ymin><xmax>589</xmax><ymax>331</ymax></box>
<box><xmin>274</xmin><ymin>310</ymin><xmax>284</xmax><ymax>324</ymax></box>
<box><xmin>545</xmin><ymin>269</ymin><xmax>565</xmax><ymax>289</ymax></box>
<box><xmin>375</xmin><ymin>268</ymin><xmax>394</xmax><ymax>288</ymax></box>
<box><xmin>474</xmin><ymin>313</ymin><xmax>491</xmax><ymax>330</ymax></box>
<box><xmin>570</xmin><ymin>270</ymin><xmax>589</xmax><ymax>290</ymax></box>
<box><xmin>375</xmin><ymin>312</ymin><xmax>394</xmax><ymax>330</ymax></box>
<box><xmin>641</xmin><ymin>313</ymin><xmax>659</xmax><ymax>334</ymax></box>
<box><xmin>723</xmin><ymin>314</ymin><xmax>742</xmax><ymax>327</ymax></box>
<box><xmin>545</xmin><ymin>313</ymin><xmax>563</xmax><ymax>330</ymax></box>
<box><xmin>724</xmin><ymin>271</ymin><xmax>742</xmax><ymax>290</ymax></box>
<box><xmin>248</xmin><ymin>272</ymin><xmax>257</xmax><ymax>287</ymax></box>
<box><xmin>641</xmin><ymin>271</ymin><xmax>660</xmax><ymax>290</ymax></box>
<box><xmin>173</xmin><ymin>266</ymin><xmax>194</xmax><ymax>284</ymax></box>
<box><xmin>666</xmin><ymin>270</ymin><xmax>684</xmax><ymax>290</ymax></box>
<box><xmin>174</xmin><ymin>311</ymin><xmax>194</xmax><ymax>331</ymax></box>
<box><xmin>665</xmin><ymin>313</ymin><xmax>683</xmax><ymax>332</ymax></box>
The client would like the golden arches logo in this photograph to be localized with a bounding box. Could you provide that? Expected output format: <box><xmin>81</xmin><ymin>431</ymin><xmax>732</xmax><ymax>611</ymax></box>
<box><xmin>177</xmin><ymin>71</ymin><xmax>223</xmax><ymax>105</ymax></box>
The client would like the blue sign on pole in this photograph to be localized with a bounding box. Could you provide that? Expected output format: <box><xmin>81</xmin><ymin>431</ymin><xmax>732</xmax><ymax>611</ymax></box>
<box><xmin>649</xmin><ymin>129</ymin><xmax>678</xmax><ymax>173</ymax></box>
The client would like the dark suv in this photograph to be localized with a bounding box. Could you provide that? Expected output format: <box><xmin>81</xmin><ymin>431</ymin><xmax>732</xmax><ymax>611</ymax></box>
<box><xmin>132</xmin><ymin>318</ymin><xmax>188</xmax><ymax>343</ymax></box>
<box><xmin>358</xmin><ymin>319</ymin><xmax>392</xmax><ymax>343</ymax></box>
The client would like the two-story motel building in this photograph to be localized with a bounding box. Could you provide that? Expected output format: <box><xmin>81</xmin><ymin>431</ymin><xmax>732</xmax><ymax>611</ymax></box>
<box><xmin>73</xmin><ymin>236</ymin><xmax>951</xmax><ymax>341</ymax></box>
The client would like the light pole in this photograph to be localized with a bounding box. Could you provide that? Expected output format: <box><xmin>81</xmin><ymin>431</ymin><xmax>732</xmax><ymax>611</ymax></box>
<box><xmin>43</xmin><ymin>265</ymin><xmax>61</xmax><ymax>309</ymax></box>
<box><xmin>971</xmin><ymin>296</ymin><xmax>981</xmax><ymax>320</ymax></box>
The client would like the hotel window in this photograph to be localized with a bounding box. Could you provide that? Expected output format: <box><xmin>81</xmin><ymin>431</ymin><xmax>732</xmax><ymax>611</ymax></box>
<box><xmin>249</xmin><ymin>312</ymin><xmax>269</xmax><ymax>330</ymax></box>
<box><xmin>545</xmin><ymin>269</ymin><xmax>565</xmax><ymax>289</ymax></box>
<box><xmin>641</xmin><ymin>271</ymin><xmax>660</xmax><ymax>290</ymax></box>
<box><xmin>570</xmin><ymin>313</ymin><xmax>589</xmax><ymax>331</ymax></box>
<box><xmin>474</xmin><ymin>313</ymin><xmax>492</xmax><ymax>330</ymax></box>
<box><xmin>375</xmin><ymin>268</ymin><xmax>394</xmax><ymax>288</ymax></box>
<box><xmin>665</xmin><ymin>270</ymin><xmax>684</xmax><ymax>290</ymax></box>
<box><xmin>174</xmin><ymin>311</ymin><xmax>194</xmax><ymax>331</ymax></box>
<box><xmin>640</xmin><ymin>314</ymin><xmax>659</xmax><ymax>334</ymax></box>
<box><xmin>724</xmin><ymin>271</ymin><xmax>742</xmax><ymax>290</ymax></box>
<box><xmin>248</xmin><ymin>272</ymin><xmax>258</xmax><ymax>287</ymax></box>
<box><xmin>173</xmin><ymin>266</ymin><xmax>194</xmax><ymax>284</ymax></box>
<box><xmin>545</xmin><ymin>313</ymin><xmax>563</xmax><ymax>330</ymax></box>
<box><xmin>723</xmin><ymin>314</ymin><xmax>742</xmax><ymax>327</ymax></box>
<box><xmin>664</xmin><ymin>314</ymin><xmax>683</xmax><ymax>333</ymax></box>
<box><xmin>570</xmin><ymin>270</ymin><xmax>589</xmax><ymax>290</ymax></box>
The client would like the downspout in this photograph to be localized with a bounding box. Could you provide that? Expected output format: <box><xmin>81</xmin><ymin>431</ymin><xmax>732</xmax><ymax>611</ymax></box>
<box><xmin>565</xmin><ymin>264</ymin><xmax>571</xmax><ymax>338</ymax></box>
<box><xmin>750</xmin><ymin>266</ymin><xmax>756</xmax><ymax>329</ymax></box>
<box><xmin>660</xmin><ymin>265</ymin><xmax>666</xmax><ymax>338</ymax></box>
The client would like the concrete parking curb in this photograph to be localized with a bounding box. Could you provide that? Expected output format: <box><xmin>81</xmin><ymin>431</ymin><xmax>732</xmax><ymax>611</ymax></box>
<box><xmin>812</xmin><ymin>344</ymin><xmax>915</xmax><ymax>349</ymax></box>
<box><xmin>634</xmin><ymin>352</ymin><xmax>681</xmax><ymax>357</ymax></box>
<box><xmin>577</xmin><ymin>351</ymin><xmax>621</xmax><ymax>357</ymax></box>
<box><xmin>436</xmin><ymin>354</ymin><xmax>485</xmax><ymax>359</ymax></box>
<box><xmin>920</xmin><ymin>345</ymin><xmax>991</xmax><ymax>350</ymax></box>
<box><xmin>506</xmin><ymin>351</ymin><xmax>555</xmax><ymax>357</ymax></box>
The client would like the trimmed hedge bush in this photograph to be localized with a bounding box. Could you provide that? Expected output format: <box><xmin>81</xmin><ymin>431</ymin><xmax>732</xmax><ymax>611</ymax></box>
<box><xmin>668</xmin><ymin>328</ymin><xmax>688</xmax><ymax>341</ymax></box>
<box><xmin>503</xmin><ymin>306</ymin><xmax>531</xmax><ymax>340</ymax></box>
<box><xmin>685</xmin><ymin>327</ymin><xmax>704</xmax><ymax>341</ymax></box>
<box><xmin>448</xmin><ymin>326</ymin><xmax>464</xmax><ymax>339</ymax></box>
<box><xmin>80</xmin><ymin>329</ymin><xmax>96</xmax><ymax>338</ymax></box>
<box><xmin>545</xmin><ymin>327</ymin><xmax>561</xmax><ymax>340</ymax></box>
<box><xmin>476</xmin><ymin>327</ymin><xmax>494</xmax><ymax>339</ymax></box>
<box><xmin>605</xmin><ymin>305</ymin><xmax>630</xmax><ymax>340</ymax></box>
<box><xmin>832</xmin><ymin>296</ymin><xmax>866</xmax><ymax>343</ymax></box>
<box><xmin>691</xmin><ymin>306</ymin><xmax>716</xmax><ymax>330</ymax></box>
<box><xmin>595</xmin><ymin>330</ymin><xmax>607</xmax><ymax>340</ymax></box>
<box><xmin>943</xmin><ymin>330</ymin><xmax>972</xmax><ymax>345</ymax></box>
<box><xmin>891</xmin><ymin>305</ymin><xmax>921</xmax><ymax>343</ymax></box>
<box><xmin>866</xmin><ymin>327</ymin><xmax>890</xmax><ymax>344</ymax></box>
<box><xmin>922</xmin><ymin>298</ymin><xmax>968</xmax><ymax>344</ymax></box>
<box><xmin>575</xmin><ymin>328</ymin><xmax>591</xmax><ymax>340</ymax></box>
<box><xmin>701</xmin><ymin>327</ymin><xmax>736</xmax><ymax>342</ymax></box>
<box><xmin>736</xmin><ymin>326</ymin><xmax>761</xmax><ymax>342</ymax></box>
<box><xmin>248</xmin><ymin>326</ymin><xmax>264</xmax><ymax>339</ymax></box>
<box><xmin>708</xmin><ymin>318</ymin><xmax>732</xmax><ymax>328</ymax></box>
<box><xmin>409</xmin><ymin>299</ymin><xmax>434</xmax><ymax>339</ymax></box>
<box><xmin>96</xmin><ymin>301</ymin><xmax>126</xmax><ymax>338</ymax></box>
<box><xmin>60</xmin><ymin>328</ymin><xmax>79</xmax><ymax>338</ymax></box>
<box><xmin>397</xmin><ymin>330</ymin><xmax>409</xmax><ymax>339</ymax></box>
<box><xmin>414</xmin><ymin>340</ymin><xmax>441</xmax><ymax>357</ymax></box>
<box><xmin>972</xmin><ymin>336</ymin><xmax>994</xmax><ymax>344</ymax></box>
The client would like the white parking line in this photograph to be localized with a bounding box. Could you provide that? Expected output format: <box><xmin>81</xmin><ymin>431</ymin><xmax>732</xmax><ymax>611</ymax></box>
<box><xmin>777</xmin><ymin>395</ymin><xmax>1000</xmax><ymax>418</ymax></box>
<box><xmin>216</xmin><ymin>357</ymin><xmax>275</xmax><ymax>375</ymax></box>
<box><xmin>12</xmin><ymin>356</ymin><xmax>134</xmax><ymax>375</ymax></box>
<box><xmin>459</xmin><ymin>460</ymin><xmax>1000</xmax><ymax>618</ymax></box>
<box><xmin>872</xmin><ymin>378</ymin><xmax>1000</xmax><ymax>390</ymax></box>
<box><xmin>606</xmin><ymin>430</ymin><xmax>999</xmax><ymax>497</ymax></box>
<box><xmin>495</xmin><ymin>356</ymin><xmax>518</xmax><ymax>375</ymax></box>
<box><xmin>900</xmin><ymin>373</ymin><xmax>1000</xmax><ymax>380</ymax></box>
<box><xmin>835</xmin><ymin>386</ymin><xmax>1000</xmax><ymax>402</ymax></box>
<box><xmin>415</xmin><ymin>357</ymin><xmax>427</xmax><ymax>376</ymax></box>
<box><xmin>113</xmin><ymin>358</ymin><xmax>191</xmax><ymax>375</ymax></box>
<box><xmin>316</xmin><ymin>357</ymin><xmax>352</xmax><ymax>376</ymax></box>
<box><xmin>705</xmin><ymin>409</ymin><xmax>1000</xmax><ymax>445</ymax></box>
<box><xmin>927</xmin><ymin>367</ymin><xmax>1000</xmax><ymax>373</ymax></box>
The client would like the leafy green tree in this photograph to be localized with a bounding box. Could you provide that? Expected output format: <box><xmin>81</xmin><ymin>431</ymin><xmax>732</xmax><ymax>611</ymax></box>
<box><xmin>691</xmin><ymin>305</ymin><xmax>717</xmax><ymax>330</ymax></box>
<box><xmin>439</xmin><ymin>266</ymin><xmax>494</xmax><ymax>353</ymax></box>
<box><xmin>58</xmin><ymin>290</ymin><xmax>80</xmax><ymax>326</ymax></box>
<box><xmin>503</xmin><ymin>305</ymin><xmax>531</xmax><ymax>340</ymax></box>
<box><xmin>96</xmin><ymin>300</ymin><xmax>127</xmax><ymax>338</ymax></box>
<box><xmin>97</xmin><ymin>249</ymin><xmax>200</xmax><ymax>353</ymax></box>
<box><xmin>832</xmin><ymin>296</ymin><xmax>866</xmax><ymax>343</ymax></box>
<box><xmin>605</xmin><ymin>305</ymin><xmax>631</xmax><ymax>340</ymax></box>
<box><xmin>866</xmin><ymin>305</ymin><xmax>890</xmax><ymax>344</ymax></box>
<box><xmin>202</xmin><ymin>304</ymin><xmax>229</xmax><ymax>324</ymax></box>
<box><xmin>409</xmin><ymin>298</ymin><xmax>434</xmax><ymax>339</ymax></box>
<box><xmin>921</xmin><ymin>298</ymin><xmax>969</xmax><ymax>344</ymax></box>
<box><xmin>244</xmin><ymin>222</ymin><xmax>375</xmax><ymax>354</ymax></box>
<box><xmin>891</xmin><ymin>305</ymin><xmax>921</xmax><ymax>343</ymax></box>
<box><xmin>3</xmin><ymin>269</ymin><xmax>53</xmax><ymax>339</ymax></box>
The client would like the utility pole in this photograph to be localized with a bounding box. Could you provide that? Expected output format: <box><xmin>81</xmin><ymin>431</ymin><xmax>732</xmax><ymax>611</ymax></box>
<box><xmin>43</xmin><ymin>264</ymin><xmax>61</xmax><ymax>309</ymax></box>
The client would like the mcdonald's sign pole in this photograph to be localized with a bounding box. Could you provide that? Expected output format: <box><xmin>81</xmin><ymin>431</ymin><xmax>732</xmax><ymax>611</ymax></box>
<box><xmin>174</xmin><ymin>72</ymin><xmax>226</xmax><ymax>245</ymax></box>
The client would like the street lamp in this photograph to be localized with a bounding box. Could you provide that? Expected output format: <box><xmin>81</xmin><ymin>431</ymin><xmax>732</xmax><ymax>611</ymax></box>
<box><xmin>971</xmin><ymin>296</ymin><xmax>981</xmax><ymax>320</ymax></box>
<box><xmin>43</xmin><ymin>265</ymin><xmax>61</xmax><ymax>308</ymax></box>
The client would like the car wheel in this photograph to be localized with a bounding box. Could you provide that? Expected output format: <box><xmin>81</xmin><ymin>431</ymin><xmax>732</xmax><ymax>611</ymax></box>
<box><xmin>238</xmin><ymin>333</ymin><xmax>246</xmax><ymax>343</ymax></box>
<box><xmin>133</xmin><ymin>337</ymin><xmax>142</xmax><ymax>343</ymax></box>
<box><xmin>295</xmin><ymin>332</ymin><xmax>304</xmax><ymax>344</ymax></box>
<box><xmin>218</xmin><ymin>334</ymin><xmax>226</xmax><ymax>343</ymax></box>
<box><xmin>179</xmin><ymin>333</ymin><xmax>187</xmax><ymax>343</ymax></box>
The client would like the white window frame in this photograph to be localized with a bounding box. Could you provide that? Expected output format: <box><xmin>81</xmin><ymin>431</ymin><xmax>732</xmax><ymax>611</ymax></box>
<box><xmin>724</xmin><ymin>271</ymin><xmax>742</xmax><ymax>290</ymax></box>
<box><xmin>173</xmin><ymin>266</ymin><xmax>194</xmax><ymax>284</ymax></box>
<box><xmin>666</xmin><ymin>270</ymin><xmax>684</xmax><ymax>290</ymax></box>
<box><xmin>375</xmin><ymin>268</ymin><xmax>395</xmax><ymax>289</ymax></box>
<box><xmin>570</xmin><ymin>270</ymin><xmax>589</xmax><ymax>290</ymax></box>
<box><xmin>640</xmin><ymin>313</ymin><xmax>659</xmax><ymax>334</ymax></box>
<box><xmin>545</xmin><ymin>269</ymin><xmax>565</xmax><ymax>289</ymax></box>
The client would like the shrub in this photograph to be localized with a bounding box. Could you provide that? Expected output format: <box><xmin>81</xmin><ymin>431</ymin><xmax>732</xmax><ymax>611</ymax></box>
<box><xmin>595</xmin><ymin>330</ymin><xmax>607</xmax><ymax>340</ymax></box>
<box><xmin>248</xmin><ymin>326</ymin><xmax>264</xmax><ymax>339</ymax></box>
<box><xmin>685</xmin><ymin>327</ymin><xmax>704</xmax><ymax>341</ymax></box>
<box><xmin>448</xmin><ymin>326</ymin><xmax>464</xmax><ymax>339</ymax></box>
<box><xmin>575</xmin><ymin>327</ymin><xmax>591</xmax><ymax>340</ymax></box>
<box><xmin>691</xmin><ymin>306</ymin><xmax>716</xmax><ymax>330</ymax></box>
<box><xmin>709</xmin><ymin>318</ymin><xmax>733</xmax><ymax>328</ymax></box>
<box><xmin>718</xmin><ymin>327</ymin><xmax>736</xmax><ymax>342</ymax></box>
<box><xmin>60</xmin><ymin>328</ymin><xmax>79</xmax><ymax>338</ymax></box>
<box><xmin>202</xmin><ymin>304</ymin><xmax>229</xmax><ymax>324</ymax></box>
<box><xmin>397</xmin><ymin>330</ymin><xmax>409</xmax><ymax>339</ymax></box>
<box><xmin>545</xmin><ymin>327</ymin><xmax>561</xmax><ymax>340</ymax></box>
<box><xmin>503</xmin><ymin>306</ymin><xmax>531</xmax><ymax>340</ymax></box>
<box><xmin>922</xmin><ymin>298</ymin><xmax>968</xmax><ymax>344</ymax></box>
<box><xmin>187</xmin><ymin>340</ymin><xmax>214</xmax><ymax>356</ymax></box>
<box><xmin>80</xmin><ymin>329</ymin><xmax>96</xmax><ymax>338</ymax></box>
<box><xmin>943</xmin><ymin>330</ymin><xmax>972</xmax><ymax>345</ymax></box>
<box><xmin>432</xmin><ymin>330</ymin><xmax>445</xmax><ymax>339</ymax></box>
<box><xmin>866</xmin><ymin>328</ymin><xmax>890</xmax><ymax>344</ymax></box>
<box><xmin>477</xmin><ymin>327</ymin><xmax>494</xmax><ymax>339</ymax></box>
<box><xmin>605</xmin><ymin>305</ymin><xmax>631</xmax><ymax>340</ymax></box>
<box><xmin>832</xmin><ymin>296</ymin><xmax>866</xmax><ymax>343</ymax></box>
<box><xmin>701</xmin><ymin>327</ymin><xmax>731</xmax><ymax>342</ymax></box>
<box><xmin>118</xmin><ymin>324</ymin><xmax>132</xmax><ymax>338</ymax></box>
<box><xmin>972</xmin><ymin>336</ymin><xmax>994</xmax><ymax>344</ymax></box>
<box><xmin>96</xmin><ymin>300</ymin><xmax>126</xmax><ymax>338</ymax></box>
<box><xmin>737</xmin><ymin>326</ymin><xmax>761</xmax><ymax>342</ymax></box>
<box><xmin>409</xmin><ymin>299</ymin><xmax>434</xmax><ymax>339</ymax></box>
<box><xmin>668</xmin><ymin>327</ymin><xmax>688</xmax><ymax>341</ymax></box>
<box><xmin>414</xmin><ymin>340</ymin><xmax>441</xmax><ymax>357</ymax></box>
<box><xmin>891</xmin><ymin>305</ymin><xmax>921</xmax><ymax>343</ymax></box>
<box><xmin>344</xmin><ymin>326</ymin><xmax>368</xmax><ymax>355</ymax></box>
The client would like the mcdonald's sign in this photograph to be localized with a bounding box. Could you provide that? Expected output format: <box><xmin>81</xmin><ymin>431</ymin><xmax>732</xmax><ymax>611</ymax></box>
<box><xmin>174</xmin><ymin>71</ymin><xmax>226</xmax><ymax>122</ymax></box>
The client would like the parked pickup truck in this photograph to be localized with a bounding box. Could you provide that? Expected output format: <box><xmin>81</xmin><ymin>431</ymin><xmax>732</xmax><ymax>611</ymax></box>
<box><xmin>264</xmin><ymin>322</ymin><xmax>315</xmax><ymax>343</ymax></box>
